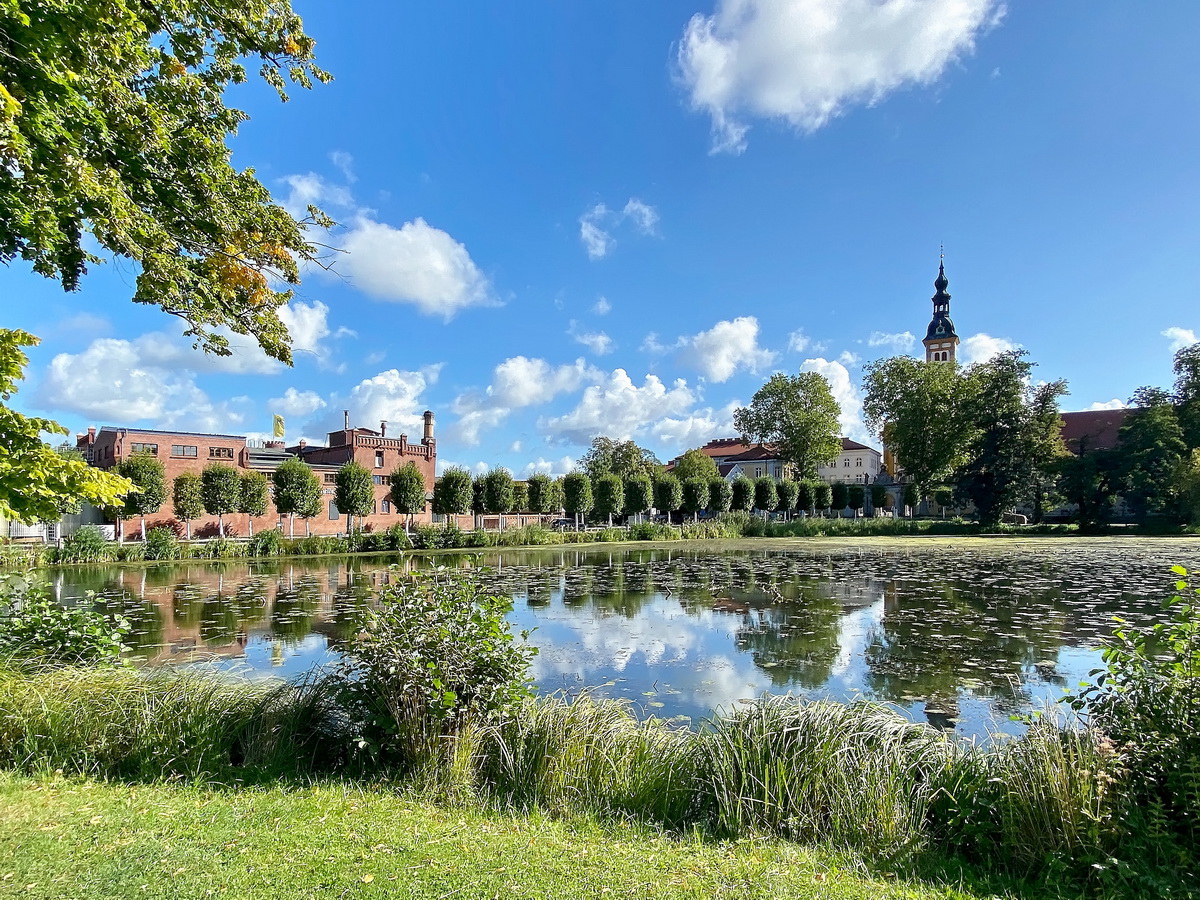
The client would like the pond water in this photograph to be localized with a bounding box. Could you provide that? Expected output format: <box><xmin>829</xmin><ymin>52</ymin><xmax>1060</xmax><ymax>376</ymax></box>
<box><xmin>44</xmin><ymin>537</ymin><xmax>1200</xmax><ymax>740</ymax></box>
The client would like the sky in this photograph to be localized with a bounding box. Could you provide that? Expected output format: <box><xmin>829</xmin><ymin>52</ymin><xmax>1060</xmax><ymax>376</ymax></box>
<box><xmin>5</xmin><ymin>0</ymin><xmax>1200</xmax><ymax>479</ymax></box>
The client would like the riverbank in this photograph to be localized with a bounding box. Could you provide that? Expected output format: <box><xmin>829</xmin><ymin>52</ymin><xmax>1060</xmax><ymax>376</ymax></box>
<box><xmin>0</xmin><ymin>772</ymin><xmax>1015</xmax><ymax>900</ymax></box>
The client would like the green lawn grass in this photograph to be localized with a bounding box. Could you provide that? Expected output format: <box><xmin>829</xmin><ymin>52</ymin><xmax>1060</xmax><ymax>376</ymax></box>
<box><xmin>0</xmin><ymin>774</ymin><xmax>1004</xmax><ymax>900</ymax></box>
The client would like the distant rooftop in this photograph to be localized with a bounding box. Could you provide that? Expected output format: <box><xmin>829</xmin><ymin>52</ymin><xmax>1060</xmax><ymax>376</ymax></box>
<box><xmin>97</xmin><ymin>426</ymin><xmax>246</xmax><ymax>440</ymax></box>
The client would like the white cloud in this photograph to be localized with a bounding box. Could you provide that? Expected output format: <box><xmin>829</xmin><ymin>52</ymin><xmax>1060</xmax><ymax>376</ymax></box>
<box><xmin>622</xmin><ymin>198</ymin><xmax>659</xmax><ymax>234</ymax></box>
<box><xmin>867</xmin><ymin>330</ymin><xmax>917</xmax><ymax>353</ymax></box>
<box><xmin>1087</xmin><ymin>399</ymin><xmax>1127</xmax><ymax>411</ymax></box>
<box><xmin>651</xmin><ymin>401</ymin><xmax>740</xmax><ymax>452</ymax></box>
<box><xmin>280</xmin><ymin>172</ymin><xmax>354</xmax><ymax>217</ymax></box>
<box><xmin>450</xmin><ymin>357</ymin><xmax>601</xmax><ymax>445</ymax></box>
<box><xmin>1163</xmin><ymin>326</ymin><xmax>1198</xmax><ymax>353</ymax></box>
<box><xmin>837</xmin><ymin>350</ymin><xmax>860</xmax><ymax>367</ymax></box>
<box><xmin>800</xmin><ymin>357</ymin><xmax>869</xmax><ymax>443</ymax></box>
<box><xmin>959</xmin><ymin>332</ymin><xmax>1018</xmax><ymax>366</ymax></box>
<box><xmin>787</xmin><ymin>330</ymin><xmax>810</xmax><ymax>353</ymax></box>
<box><xmin>522</xmin><ymin>456</ymin><xmax>577</xmax><ymax>478</ymax></box>
<box><xmin>677</xmin><ymin>0</ymin><xmax>1003</xmax><ymax>153</ymax></box>
<box><xmin>641</xmin><ymin>332</ymin><xmax>670</xmax><ymax>355</ymax></box>
<box><xmin>509</xmin><ymin>440</ymin><xmax>523</xmax><ymax>454</ymax></box>
<box><xmin>579</xmin><ymin>198</ymin><xmax>660</xmax><ymax>259</ymax></box>
<box><xmin>593</xmin><ymin>296</ymin><xmax>612</xmax><ymax>316</ymax></box>
<box><xmin>329</xmin><ymin>150</ymin><xmax>356</xmax><ymax>183</ymax></box>
<box><xmin>278</xmin><ymin>300</ymin><xmax>350</xmax><ymax>371</ymax></box>
<box><xmin>37</xmin><ymin>338</ymin><xmax>251</xmax><ymax>432</ymax></box>
<box><xmin>568</xmin><ymin>321</ymin><xmax>615</xmax><ymax>356</ymax></box>
<box><xmin>676</xmin><ymin>316</ymin><xmax>777</xmax><ymax>382</ymax></box>
<box><xmin>541</xmin><ymin>369</ymin><xmax>696</xmax><ymax>445</ymax></box>
<box><xmin>314</xmin><ymin>366</ymin><xmax>440</xmax><ymax>437</ymax></box>
<box><xmin>340</xmin><ymin>215</ymin><xmax>493</xmax><ymax>318</ymax></box>
<box><xmin>579</xmin><ymin>203</ymin><xmax>615</xmax><ymax>260</ymax></box>
<box><xmin>269</xmin><ymin>388</ymin><xmax>327</xmax><ymax>418</ymax></box>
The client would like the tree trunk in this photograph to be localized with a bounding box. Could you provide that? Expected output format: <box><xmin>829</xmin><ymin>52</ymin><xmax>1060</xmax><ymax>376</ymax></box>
<box><xmin>218</xmin><ymin>514</ymin><xmax>224</xmax><ymax>537</ymax></box>
<box><xmin>185</xmin><ymin>519</ymin><xmax>191</xmax><ymax>541</ymax></box>
<box><xmin>140</xmin><ymin>515</ymin><xmax>146</xmax><ymax>541</ymax></box>
<box><xmin>247</xmin><ymin>515</ymin><xmax>254</xmax><ymax>538</ymax></box>
<box><xmin>289</xmin><ymin>514</ymin><xmax>295</xmax><ymax>538</ymax></box>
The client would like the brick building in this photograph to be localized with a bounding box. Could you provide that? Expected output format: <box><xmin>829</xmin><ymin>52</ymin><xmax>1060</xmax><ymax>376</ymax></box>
<box><xmin>76</xmin><ymin>411</ymin><xmax>439</xmax><ymax>539</ymax></box>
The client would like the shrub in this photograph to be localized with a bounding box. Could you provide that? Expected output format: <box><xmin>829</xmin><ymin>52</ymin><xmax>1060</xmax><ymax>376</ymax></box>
<box><xmin>248</xmin><ymin>529</ymin><xmax>285</xmax><ymax>557</ymax></box>
<box><xmin>207</xmin><ymin>537</ymin><xmax>247</xmax><ymax>559</ymax></box>
<box><xmin>0</xmin><ymin>574</ymin><xmax>129</xmax><ymax>666</ymax></box>
<box><xmin>143</xmin><ymin>526</ymin><xmax>181</xmax><ymax>561</ymax></box>
<box><xmin>1067</xmin><ymin>566</ymin><xmax>1200</xmax><ymax>850</ymax></box>
<box><xmin>336</xmin><ymin>568</ymin><xmax>537</xmax><ymax>770</ymax></box>
<box><xmin>54</xmin><ymin>526</ymin><xmax>113</xmax><ymax>564</ymax></box>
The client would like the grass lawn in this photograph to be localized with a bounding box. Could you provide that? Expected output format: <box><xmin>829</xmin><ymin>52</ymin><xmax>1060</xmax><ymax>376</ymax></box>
<box><xmin>0</xmin><ymin>774</ymin><xmax>1009</xmax><ymax>900</ymax></box>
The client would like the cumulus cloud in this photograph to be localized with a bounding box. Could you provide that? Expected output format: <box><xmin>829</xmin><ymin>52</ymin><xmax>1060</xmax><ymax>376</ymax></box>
<box><xmin>579</xmin><ymin>197</ymin><xmax>659</xmax><ymax>259</ymax></box>
<box><xmin>676</xmin><ymin>316</ymin><xmax>777</xmax><ymax>382</ymax></box>
<box><xmin>651</xmin><ymin>401</ymin><xmax>740</xmax><ymax>452</ymax></box>
<box><xmin>279</xmin><ymin>300</ymin><xmax>351</xmax><ymax>370</ymax></box>
<box><xmin>451</xmin><ymin>357</ymin><xmax>601</xmax><ymax>445</ymax></box>
<box><xmin>959</xmin><ymin>332</ymin><xmax>1018</xmax><ymax>366</ymax></box>
<box><xmin>677</xmin><ymin>0</ymin><xmax>1003</xmax><ymax>153</ymax></box>
<box><xmin>867</xmin><ymin>330</ymin><xmax>917</xmax><ymax>353</ymax></box>
<box><xmin>329</xmin><ymin>150</ymin><xmax>356</xmax><ymax>183</ymax></box>
<box><xmin>541</xmin><ymin>369</ymin><xmax>696</xmax><ymax>445</ymax></box>
<box><xmin>593</xmin><ymin>296</ymin><xmax>612</xmax><ymax>316</ymax></box>
<box><xmin>522</xmin><ymin>456</ymin><xmax>578</xmax><ymax>478</ymax></box>
<box><xmin>269</xmin><ymin>388</ymin><xmax>327</xmax><ymax>418</ymax></box>
<box><xmin>1088</xmin><ymin>399</ymin><xmax>1127</xmax><ymax>411</ymax></box>
<box><xmin>1163</xmin><ymin>326</ymin><xmax>1198</xmax><ymax>353</ymax></box>
<box><xmin>316</xmin><ymin>366</ymin><xmax>441</xmax><ymax>437</ymax></box>
<box><xmin>568</xmin><ymin>321</ymin><xmax>615</xmax><ymax>356</ymax></box>
<box><xmin>787</xmin><ymin>330</ymin><xmax>810</xmax><ymax>353</ymax></box>
<box><xmin>800</xmin><ymin>357</ymin><xmax>869</xmax><ymax>443</ymax></box>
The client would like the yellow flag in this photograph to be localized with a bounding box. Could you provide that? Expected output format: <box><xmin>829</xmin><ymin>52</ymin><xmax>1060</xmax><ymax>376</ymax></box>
<box><xmin>272</xmin><ymin>414</ymin><xmax>285</xmax><ymax>438</ymax></box>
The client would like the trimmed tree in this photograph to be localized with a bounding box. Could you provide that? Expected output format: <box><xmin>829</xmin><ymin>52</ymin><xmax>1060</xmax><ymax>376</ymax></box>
<box><xmin>796</xmin><ymin>480</ymin><xmax>815</xmax><ymax>517</ymax></box>
<box><xmin>390</xmin><ymin>461</ymin><xmax>427</xmax><ymax>531</ymax></box>
<box><xmin>334</xmin><ymin>461</ymin><xmax>374</xmax><ymax>534</ymax></box>
<box><xmin>526</xmin><ymin>473</ymin><xmax>555</xmax><ymax>515</ymax></box>
<box><xmin>172</xmin><ymin>471</ymin><xmax>204</xmax><ymax>540</ymax></box>
<box><xmin>847</xmin><ymin>484</ymin><xmax>866</xmax><ymax>519</ymax></box>
<box><xmin>433</xmin><ymin>467</ymin><xmax>473</xmax><ymax>523</ymax></box>
<box><xmin>594</xmin><ymin>473</ymin><xmax>625</xmax><ymax>526</ymax></box>
<box><xmin>902</xmin><ymin>482</ymin><xmax>919</xmax><ymax>518</ymax></box>
<box><xmin>653</xmin><ymin>474</ymin><xmax>683</xmax><ymax>523</ymax></box>
<box><xmin>814</xmin><ymin>482</ymin><xmax>833</xmax><ymax>517</ymax></box>
<box><xmin>830</xmin><ymin>483</ymin><xmax>849</xmax><ymax>516</ymax></box>
<box><xmin>681</xmin><ymin>477</ymin><xmax>708</xmax><ymax>523</ymax></box>
<box><xmin>272</xmin><ymin>457</ymin><xmax>320</xmax><ymax>538</ymax></box>
<box><xmin>776</xmin><ymin>480</ymin><xmax>799</xmax><ymax>520</ymax></box>
<box><xmin>201</xmin><ymin>463</ymin><xmax>241</xmax><ymax>537</ymax></box>
<box><xmin>118</xmin><ymin>450</ymin><xmax>166</xmax><ymax>541</ymax></box>
<box><xmin>731</xmin><ymin>475</ymin><xmax>754</xmax><ymax>513</ymax></box>
<box><xmin>671</xmin><ymin>449</ymin><xmax>720</xmax><ymax>483</ymax></box>
<box><xmin>624</xmin><ymin>474</ymin><xmax>654</xmax><ymax>522</ymax></box>
<box><xmin>238</xmin><ymin>470</ymin><xmax>269</xmax><ymax>537</ymax></box>
<box><xmin>708</xmin><ymin>477</ymin><xmax>733</xmax><ymax>517</ymax></box>
<box><xmin>562</xmin><ymin>473</ymin><xmax>593</xmax><ymax>529</ymax></box>
<box><xmin>296</xmin><ymin>475</ymin><xmax>323</xmax><ymax>537</ymax></box>
<box><xmin>753</xmin><ymin>477</ymin><xmax>778</xmax><ymax>518</ymax></box>
<box><xmin>483</xmin><ymin>468</ymin><xmax>515</xmax><ymax>531</ymax></box>
<box><xmin>511</xmin><ymin>481</ymin><xmax>529</xmax><ymax>515</ymax></box>
<box><xmin>870</xmin><ymin>483</ymin><xmax>888</xmax><ymax>517</ymax></box>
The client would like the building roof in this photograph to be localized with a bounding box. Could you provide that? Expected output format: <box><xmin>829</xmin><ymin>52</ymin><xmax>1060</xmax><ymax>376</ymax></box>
<box><xmin>96</xmin><ymin>426</ymin><xmax>246</xmax><ymax>440</ymax></box>
<box><xmin>1060</xmin><ymin>409</ymin><xmax>1130</xmax><ymax>453</ymax></box>
<box><xmin>840</xmin><ymin>438</ymin><xmax>877</xmax><ymax>452</ymax></box>
<box><xmin>722</xmin><ymin>444</ymin><xmax>780</xmax><ymax>463</ymax></box>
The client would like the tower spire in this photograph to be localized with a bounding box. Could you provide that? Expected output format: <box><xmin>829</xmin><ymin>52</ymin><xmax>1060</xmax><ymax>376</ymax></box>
<box><xmin>923</xmin><ymin>251</ymin><xmax>958</xmax><ymax>363</ymax></box>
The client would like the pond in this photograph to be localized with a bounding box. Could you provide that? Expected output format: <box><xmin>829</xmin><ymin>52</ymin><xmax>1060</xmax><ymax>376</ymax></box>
<box><xmin>44</xmin><ymin>537</ymin><xmax>1200</xmax><ymax>740</ymax></box>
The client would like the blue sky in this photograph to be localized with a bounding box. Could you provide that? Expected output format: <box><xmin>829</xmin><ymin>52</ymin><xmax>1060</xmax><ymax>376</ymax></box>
<box><xmin>6</xmin><ymin>1</ymin><xmax>1200</xmax><ymax>477</ymax></box>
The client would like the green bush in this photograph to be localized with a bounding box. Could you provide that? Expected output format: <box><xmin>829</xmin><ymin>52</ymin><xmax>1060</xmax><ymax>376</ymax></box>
<box><xmin>0</xmin><ymin>574</ymin><xmax>129</xmax><ymax>666</ymax></box>
<box><xmin>336</xmin><ymin>568</ymin><xmax>537</xmax><ymax>770</ymax></box>
<box><xmin>206</xmin><ymin>537</ymin><xmax>247</xmax><ymax>559</ymax></box>
<box><xmin>143</xmin><ymin>526</ymin><xmax>180</xmax><ymax>561</ymax></box>
<box><xmin>115</xmin><ymin>542</ymin><xmax>145</xmax><ymax>562</ymax></box>
<box><xmin>54</xmin><ymin>526</ymin><xmax>114</xmax><ymax>564</ymax></box>
<box><xmin>247</xmin><ymin>528</ymin><xmax>284</xmax><ymax>557</ymax></box>
<box><xmin>1067</xmin><ymin>566</ymin><xmax>1200</xmax><ymax>851</ymax></box>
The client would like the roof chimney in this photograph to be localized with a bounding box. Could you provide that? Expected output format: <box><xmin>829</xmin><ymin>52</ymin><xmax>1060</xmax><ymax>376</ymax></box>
<box><xmin>344</xmin><ymin>409</ymin><xmax>350</xmax><ymax>430</ymax></box>
<box><xmin>87</xmin><ymin>426</ymin><xmax>96</xmax><ymax>443</ymax></box>
<box><xmin>380</xmin><ymin>420</ymin><xmax>387</xmax><ymax>437</ymax></box>
<box><xmin>423</xmin><ymin>410</ymin><xmax>435</xmax><ymax>443</ymax></box>
<box><xmin>298</xmin><ymin>439</ymin><xmax>307</xmax><ymax>450</ymax></box>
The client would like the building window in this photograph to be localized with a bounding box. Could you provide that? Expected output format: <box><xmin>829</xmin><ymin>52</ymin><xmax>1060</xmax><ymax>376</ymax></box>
<box><xmin>375</xmin><ymin>451</ymin><xmax>384</xmax><ymax>468</ymax></box>
<box><xmin>130</xmin><ymin>442</ymin><xmax>158</xmax><ymax>455</ymax></box>
<box><xmin>856</xmin><ymin>458</ymin><xmax>862</xmax><ymax>467</ymax></box>
<box><xmin>373</xmin><ymin>475</ymin><xmax>383</xmax><ymax>485</ymax></box>
<box><xmin>324</xmin><ymin>473</ymin><xmax>337</xmax><ymax>484</ymax></box>
<box><xmin>328</xmin><ymin>500</ymin><xmax>340</xmax><ymax>520</ymax></box>
<box><xmin>843</xmin><ymin>459</ymin><xmax>850</xmax><ymax>467</ymax></box>
<box><xmin>381</xmin><ymin>499</ymin><xmax>391</xmax><ymax>514</ymax></box>
<box><xmin>754</xmin><ymin>467</ymin><xmax>762</xmax><ymax>477</ymax></box>
<box><xmin>171</xmin><ymin>445</ymin><xmax>198</xmax><ymax>458</ymax></box>
<box><xmin>209</xmin><ymin>446</ymin><xmax>234</xmax><ymax>459</ymax></box>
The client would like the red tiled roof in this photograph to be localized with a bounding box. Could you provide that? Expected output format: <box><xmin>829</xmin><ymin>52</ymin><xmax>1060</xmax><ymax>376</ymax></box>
<box><xmin>1060</xmin><ymin>409</ymin><xmax>1130</xmax><ymax>453</ymax></box>
<box><xmin>841</xmin><ymin>438</ymin><xmax>875</xmax><ymax>452</ymax></box>
<box><xmin>722</xmin><ymin>444</ymin><xmax>780</xmax><ymax>463</ymax></box>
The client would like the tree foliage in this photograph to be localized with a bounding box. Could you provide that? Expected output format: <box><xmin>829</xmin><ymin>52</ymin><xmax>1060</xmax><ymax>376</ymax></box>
<box><xmin>1056</xmin><ymin>449</ymin><xmax>1118</xmax><ymax>530</ymax></box>
<box><xmin>776</xmin><ymin>479</ymin><xmax>799</xmax><ymax>514</ymax></box>
<box><xmin>653</xmin><ymin>474</ymin><xmax>682</xmax><ymax>515</ymax></box>
<box><xmin>525</xmin><ymin>473</ymin><xmax>556</xmax><ymax>515</ymax></box>
<box><xmin>562</xmin><ymin>473</ymin><xmax>593</xmax><ymax>522</ymax></box>
<box><xmin>1116</xmin><ymin>388</ymin><xmax>1188</xmax><ymax>523</ymax></box>
<box><xmin>0</xmin><ymin>330</ymin><xmax>131</xmax><ymax>522</ymax></box>
<box><xmin>671</xmin><ymin>449</ymin><xmax>719</xmax><ymax>483</ymax></box>
<box><xmin>681</xmin><ymin>477</ymin><xmax>708</xmax><ymax>521</ymax></box>
<box><xmin>201</xmin><ymin>463</ymin><xmax>241</xmax><ymax>536</ymax></box>
<box><xmin>172</xmin><ymin>471</ymin><xmax>204</xmax><ymax>537</ymax></box>
<box><xmin>334</xmin><ymin>461</ymin><xmax>373</xmax><ymax>529</ymax></box>
<box><xmin>483</xmin><ymin>469</ymin><xmax>515</xmax><ymax>516</ymax></box>
<box><xmin>510</xmin><ymin>481</ymin><xmax>529</xmax><ymax>514</ymax></box>
<box><xmin>831</xmin><ymin>483</ymin><xmax>849</xmax><ymax>513</ymax></box>
<box><xmin>796</xmin><ymin>480</ymin><xmax>815</xmax><ymax>515</ymax></box>
<box><xmin>1173</xmin><ymin>342</ymin><xmax>1200</xmax><ymax>450</ymax></box>
<box><xmin>730</xmin><ymin>475</ymin><xmax>754</xmax><ymax>513</ymax></box>
<box><xmin>814</xmin><ymin>482</ymin><xmax>833</xmax><ymax>513</ymax></box>
<box><xmin>593</xmin><ymin>473</ymin><xmax>625</xmax><ymax>524</ymax></box>
<box><xmin>117</xmin><ymin>450</ymin><xmax>166</xmax><ymax>522</ymax></box>
<box><xmin>847</xmin><ymin>484</ymin><xmax>866</xmax><ymax>516</ymax></box>
<box><xmin>389</xmin><ymin>461</ymin><xmax>427</xmax><ymax>525</ymax></box>
<box><xmin>624</xmin><ymin>474</ymin><xmax>653</xmax><ymax>517</ymax></box>
<box><xmin>433</xmin><ymin>467</ymin><xmax>473</xmax><ymax>517</ymax></box>
<box><xmin>870</xmin><ymin>483</ymin><xmax>888</xmax><ymax>515</ymax></box>
<box><xmin>0</xmin><ymin>1</ymin><xmax>331</xmax><ymax>363</ymax></box>
<box><xmin>271</xmin><ymin>456</ymin><xmax>320</xmax><ymax>536</ymax></box>
<box><xmin>863</xmin><ymin>355</ymin><xmax>971</xmax><ymax>498</ymax></box>
<box><xmin>579</xmin><ymin>437</ymin><xmax>661</xmax><ymax>481</ymax></box>
<box><xmin>733</xmin><ymin>372</ymin><xmax>842</xmax><ymax>479</ymax></box>
<box><xmin>237</xmin><ymin>470</ymin><xmax>269</xmax><ymax>537</ymax></box>
<box><xmin>753</xmin><ymin>476</ymin><xmax>778</xmax><ymax>514</ymax></box>
<box><xmin>708</xmin><ymin>477</ymin><xmax>733</xmax><ymax>516</ymax></box>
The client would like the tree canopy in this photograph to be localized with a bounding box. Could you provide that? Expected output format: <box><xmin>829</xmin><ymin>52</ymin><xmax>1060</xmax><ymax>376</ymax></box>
<box><xmin>670</xmin><ymin>449</ymin><xmax>719</xmax><ymax>483</ymax></box>
<box><xmin>579</xmin><ymin>437</ymin><xmax>661</xmax><ymax>481</ymax></box>
<box><xmin>389</xmin><ymin>461</ymin><xmax>427</xmax><ymax>525</ymax></box>
<box><xmin>0</xmin><ymin>1</ymin><xmax>331</xmax><ymax>362</ymax></box>
<box><xmin>433</xmin><ymin>467</ymin><xmax>473</xmax><ymax>517</ymax></box>
<box><xmin>271</xmin><ymin>457</ymin><xmax>320</xmax><ymax>537</ymax></box>
<box><xmin>733</xmin><ymin>372</ymin><xmax>842</xmax><ymax>478</ymax></box>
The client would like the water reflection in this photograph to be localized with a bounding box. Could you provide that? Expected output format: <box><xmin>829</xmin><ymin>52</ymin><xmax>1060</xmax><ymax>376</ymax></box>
<box><xmin>47</xmin><ymin>537</ymin><xmax>1200</xmax><ymax>739</ymax></box>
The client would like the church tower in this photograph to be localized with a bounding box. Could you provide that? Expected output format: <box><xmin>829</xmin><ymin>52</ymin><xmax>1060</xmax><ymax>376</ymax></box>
<box><xmin>922</xmin><ymin>255</ymin><xmax>959</xmax><ymax>363</ymax></box>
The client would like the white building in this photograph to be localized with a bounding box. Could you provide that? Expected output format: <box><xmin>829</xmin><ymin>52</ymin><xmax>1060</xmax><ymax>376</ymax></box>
<box><xmin>816</xmin><ymin>439</ymin><xmax>883</xmax><ymax>485</ymax></box>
